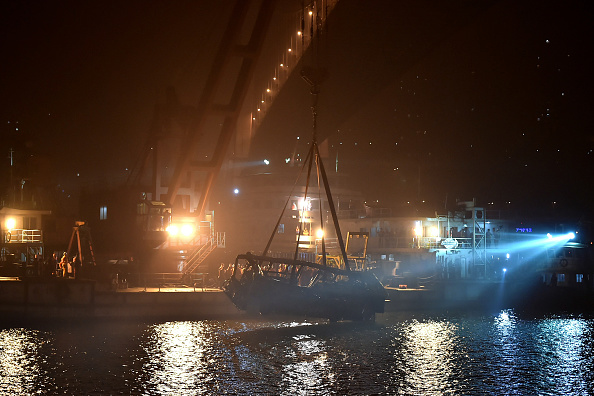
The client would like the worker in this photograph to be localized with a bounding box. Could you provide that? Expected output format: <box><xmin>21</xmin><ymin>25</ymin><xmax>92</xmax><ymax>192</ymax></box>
<box><xmin>59</xmin><ymin>253</ymin><xmax>68</xmax><ymax>277</ymax></box>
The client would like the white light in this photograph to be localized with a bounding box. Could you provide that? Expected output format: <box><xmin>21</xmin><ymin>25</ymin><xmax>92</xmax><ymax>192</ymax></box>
<box><xmin>6</xmin><ymin>218</ymin><xmax>16</xmax><ymax>230</ymax></box>
<box><xmin>298</xmin><ymin>197</ymin><xmax>312</xmax><ymax>211</ymax></box>
<box><xmin>316</xmin><ymin>229</ymin><xmax>324</xmax><ymax>238</ymax></box>
<box><xmin>503</xmin><ymin>268</ymin><xmax>507</xmax><ymax>273</ymax></box>
<box><xmin>506</xmin><ymin>253</ymin><xmax>510</xmax><ymax>259</ymax></box>
<box><xmin>568</xmin><ymin>232</ymin><xmax>576</xmax><ymax>239</ymax></box>
<box><xmin>233</xmin><ymin>188</ymin><xmax>239</xmax><ymax>195</ymax></box>
<box><xmin>181</xmin><ymin>224</ymin><xmax>194</xmax><ymax>237</ymax></box>
<box><xmin>167</xmin><ymin>225</ymin><xmax>179</xmax><ymax>236</ymax></box>
<box><xmin>414</xmin><ymin>221</ymin><xmax>422</xmax><ymax>237</ymax></box>
<box><xmin>263</xmin><ymin>159</ymin><xmax>270</xmax><ymax>165</ymax></box>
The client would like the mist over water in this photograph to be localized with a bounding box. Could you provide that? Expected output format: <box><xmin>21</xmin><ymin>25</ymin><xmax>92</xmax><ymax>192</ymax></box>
<box><xmin>2</xmin><ymin>311</ymin><xmax>593</xmax><ymax>395</ymax></box>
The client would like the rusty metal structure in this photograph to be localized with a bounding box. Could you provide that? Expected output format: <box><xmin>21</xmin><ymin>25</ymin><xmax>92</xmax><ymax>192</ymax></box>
<box><xmin>166</xmin><ymin>1</ymin><xmax>276</xmax><ymax>219</ymax></box>
<box><xmin>129</xmin><ymin>0</ymin><xmax>277</xmax><ymax>220</ymax></box>
<box><xmin>122</xmin><ymin>0</ymin><xmax>341</xmax><ymax>274</ymax></box>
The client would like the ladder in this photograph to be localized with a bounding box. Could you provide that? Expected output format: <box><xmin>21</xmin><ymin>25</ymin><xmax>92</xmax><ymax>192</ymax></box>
<box><xmin>182</xmin><ymin>232</ymin><xmax>225</xmax><ymax>275</ymax></box>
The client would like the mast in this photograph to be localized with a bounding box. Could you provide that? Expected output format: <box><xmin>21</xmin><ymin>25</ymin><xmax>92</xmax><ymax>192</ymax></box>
<box><xmin>301</xmin><ymin>71</ymin><xmax>351</xmax><ymax>271</ymax></box>
<box><xmin>261</xmin><ymin>0</ymin><xmax>350</xmax><ymax>271</ymax></box>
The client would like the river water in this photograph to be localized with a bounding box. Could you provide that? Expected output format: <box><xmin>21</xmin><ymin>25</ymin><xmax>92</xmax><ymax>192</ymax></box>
<box><xmin>1</xmin><ymin>310</ymin><xmax>594</xmax><ymax>395</ymax></box>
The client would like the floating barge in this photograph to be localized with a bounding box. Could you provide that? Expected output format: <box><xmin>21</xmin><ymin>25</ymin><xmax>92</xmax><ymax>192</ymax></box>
<box><xmin>0</xmin><ymin>277</ymin><xmax>240</xmax><ymax>322</ymax></box>
<box><xmin>2</xmin><ymin>276</ymin><xmax>594</xmax><ymax>323</ymax></box>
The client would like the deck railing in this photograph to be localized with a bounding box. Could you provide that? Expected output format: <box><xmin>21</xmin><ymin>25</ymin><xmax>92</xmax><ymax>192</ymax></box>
<box><xmin>367</xmin><ymin>236</ymin><xmax>475</xmax><ymax>250</ymax></box>
<box><xmin>3</xmin><ymin>229</ymin><xmax>43</xmax><ymax>243</ymax></box>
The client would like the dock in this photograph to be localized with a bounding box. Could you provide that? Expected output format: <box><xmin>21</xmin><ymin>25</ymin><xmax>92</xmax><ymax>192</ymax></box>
<box><xmin>0</xmin><ymin>277</ymin><xmax>242</xmax><ymax>322</ymax></box>
<box><xmin>3</xmin><ymin>277</ymin><xmax>592</xmax><ymax>323</ymax></box>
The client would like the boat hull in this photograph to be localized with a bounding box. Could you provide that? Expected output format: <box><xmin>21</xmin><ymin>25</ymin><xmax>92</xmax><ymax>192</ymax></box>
<box><xmin>223</xmin><ymin>253</ymin><xmax>386</xmax><ymax>321</ymax></box>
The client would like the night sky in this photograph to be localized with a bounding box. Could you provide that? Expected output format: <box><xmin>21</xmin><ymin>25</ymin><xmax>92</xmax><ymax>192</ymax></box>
<box><xmin>2</xmin><ymin>1</ymin><xmax>593</xmax><ymax>219</ymax></box>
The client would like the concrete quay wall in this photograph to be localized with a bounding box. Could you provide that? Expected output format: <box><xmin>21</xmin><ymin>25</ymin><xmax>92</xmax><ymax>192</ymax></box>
<box><xmin>0</xmin><ymin>279</ymin><xmax>242</xmax><ymax>321</ymax></box>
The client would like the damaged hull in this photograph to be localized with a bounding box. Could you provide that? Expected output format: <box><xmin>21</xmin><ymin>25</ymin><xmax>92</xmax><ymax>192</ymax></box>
<box><xmin>223</xmin><ymin>253</ymin><xmax>386</xmax><ymax>321</ymax></box>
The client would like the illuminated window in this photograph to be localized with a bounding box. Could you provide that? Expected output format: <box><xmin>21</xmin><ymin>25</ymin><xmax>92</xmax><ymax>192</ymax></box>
<box><xmin>297</xmin><ymin>197</ymin><xmax>312</xmax><ymax>211</ymax></box>
<box><xmin>100</xmin><ymin>206</ymin><xmax>108</xmax><ymax>220</ymax></box>
<box><xmin>277</xmin><ymin>224</ymin><xmax>284</xmax><ymax>234</ymax></box>
<box><xmin>558</xmin><ymin>273</ymin><xmax>565</xmax><ymax>282</ymax></box>
<box><xmin>576</xmin><ymin>274</ymin><xmax>583</xmax><ymax>283</ymax></box>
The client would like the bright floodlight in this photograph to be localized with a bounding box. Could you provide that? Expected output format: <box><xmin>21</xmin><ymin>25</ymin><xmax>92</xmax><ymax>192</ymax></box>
<box><xmin>503</xmin><ymin>268</ymin><xmax>507</xmax><ymax>273</ymax></box>
<box><xmin>316</xmin><ymin>228</ymin><xmax>325</xmax><ymax>239</ymax></box>
<box><xmin>568</xmin><ymin>232</ymin><xmax>575</xmax><ymax>239</ymax></box>
<box><xmin>233</xmin><ymin>188</ymin><xmax>239</xmax><ymax>195</ymax></box>
<box><xmin>263</xmin><ymin>159</ymin><xmax>270</xmax><ymax>165</ymax></box>
<box><xmin>181</xmin><ymin>224</ymin><xmax>194</xmax><ymax>237</ymax></box>
<box><xmin>413</xmin><ymin>221</ymin><xmax>422</xmax><ymax>237</ymax></box>
<box><xmin>5</xmin><ymin>217</ymin><xmax>16</xmax><ymax>230</ymax></box>
<box><xmin>547</xmin><ymin>233</ymin><xmax>552</xmax><ymax>239</ymax></box>
<box><xmin>167</xmin><ymin>225</ymin><xmax>179</xmax><ymax>236</ymax></box>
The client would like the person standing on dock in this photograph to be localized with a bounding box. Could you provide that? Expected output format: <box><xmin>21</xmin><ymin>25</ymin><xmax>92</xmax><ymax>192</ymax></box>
<box><xmin>46</xmin><ymin>253</ymin><xmax>57</xmax><ymax>277</ymax></box>
<box><xmin>494</xmin><ymin>228</ymin><xmax>500</xmax><ymax>248</ymax></box>
<box><xmin>163</xmin><ymin>209</ymin><xmax>172</xmax><ymax>231</ymax></box>
<box><xmin>59</xmin><ymin>253</ymin><xmax>68</xmax><ymax>277</ymax></box>
<box><xmin>32</xmin><ymin>255</ymin><xmax>41</xmax><ymax>277</ymax></box>
<box><xmin>72</xmin><ymin>255</ymin><xmax>81</xmax><ymax>279</ymax></box>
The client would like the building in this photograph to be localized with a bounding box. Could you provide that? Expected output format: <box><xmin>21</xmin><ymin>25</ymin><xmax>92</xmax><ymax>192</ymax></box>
<box><xmin>0</xmin><ymin>207</ymin><xmax>51</xmax><ymax>276</ymax></box>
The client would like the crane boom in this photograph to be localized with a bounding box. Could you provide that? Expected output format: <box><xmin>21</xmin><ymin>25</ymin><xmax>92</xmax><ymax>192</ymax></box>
<box><xmin>165</xmin><ymin>0</ymin><xmax>276</xmax><ymax>219</ymax></box>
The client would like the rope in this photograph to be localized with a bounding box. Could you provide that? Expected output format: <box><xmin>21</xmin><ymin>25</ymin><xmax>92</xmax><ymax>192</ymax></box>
<box><xmin>261</xmin><ymin>145</ymin><xmax>313</xmax><ymax>259</ymax></box>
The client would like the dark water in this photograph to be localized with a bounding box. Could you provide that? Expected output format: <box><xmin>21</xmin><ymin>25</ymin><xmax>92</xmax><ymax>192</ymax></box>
<box><xmin>2</xmin><ymin>310</ymin><xmax>594</xmax><ymax>395</ymax></box>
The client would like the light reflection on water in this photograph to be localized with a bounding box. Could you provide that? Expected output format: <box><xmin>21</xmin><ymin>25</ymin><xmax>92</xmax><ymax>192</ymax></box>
<box><xmin>399</xmin><ymin>320</ymin><xmax>459</xmax><ymax>394</ymax></box>
<box><xmin>0</xmin><ymin>328</ymin><xmax>42</xmax><ymax>395</ymax></box>
<box><xmin>535</xmin><ymin>317</ymin><xmax>591</xmax><ymax>394</ymax></box>
<box><xmin>1</xmin><ymin>312</ymin><xmax>593</xmax><ymax>395</ymax></box>
<box><xmin>142</xmin><ymin>322</ymin><xmax>216</xmax><ymax>394</ymax></box>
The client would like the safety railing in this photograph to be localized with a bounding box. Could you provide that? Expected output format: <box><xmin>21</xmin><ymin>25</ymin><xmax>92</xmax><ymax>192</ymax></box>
<box><xmin>131</xmin><ymin>272</ymin><xmax>206</xmax><ymax>291</ymax></box>
<box><xmin>3</xmin><ymin>229</ymin><xmax>43</xmax><ymax>243</ymax></box>
<box><xmin>367</xmin><ymin>236</ymin><xmax>475</xmax><ymax>250</ymax></box>
<box><xmin>182</xmin><ymin>232</ymin><xmax>226</xmax><ymax>274</ymax></box>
